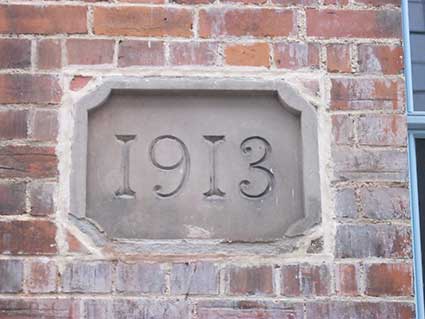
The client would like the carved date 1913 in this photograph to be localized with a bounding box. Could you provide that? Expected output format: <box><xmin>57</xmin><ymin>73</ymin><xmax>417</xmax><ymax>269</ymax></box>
<box><xmin>115</xmin><ymin>135</ymin><xmax>275</xmax><ymax>200</ymax></box>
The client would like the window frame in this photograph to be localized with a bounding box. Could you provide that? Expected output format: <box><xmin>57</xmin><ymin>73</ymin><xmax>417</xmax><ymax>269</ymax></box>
<box><xmin>404</xmin><ymin>0</ymin><xmax>425</xmax><ymax>317</ymax></box>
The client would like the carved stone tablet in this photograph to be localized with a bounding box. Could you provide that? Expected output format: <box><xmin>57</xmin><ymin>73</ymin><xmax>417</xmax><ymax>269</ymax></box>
<box><xmin>70</xmin><ymin>78</ymin><xmax>321</xmax><ymax>244</ymax></box>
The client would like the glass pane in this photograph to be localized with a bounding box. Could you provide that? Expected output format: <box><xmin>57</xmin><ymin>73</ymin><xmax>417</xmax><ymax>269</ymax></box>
<box><xmin>415</xmin><ymin>138</ymin><xmax>425</xmax><ymax>298</ymax></box>
<box><xmin>409</xmin><ymin>0</ymin><xmax>425</xmax><ymax>111</ymax></box>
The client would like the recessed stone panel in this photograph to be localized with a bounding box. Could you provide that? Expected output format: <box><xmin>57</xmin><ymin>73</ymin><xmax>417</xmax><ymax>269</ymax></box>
<box><xmin>71</xmin><ymin>78</ymin><xmax>321</xmax><ymax>244</ymax></box>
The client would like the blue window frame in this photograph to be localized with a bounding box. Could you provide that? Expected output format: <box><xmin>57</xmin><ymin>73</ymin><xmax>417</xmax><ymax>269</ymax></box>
<box><xmin>405</xmin><ymin>0</ymin><xmax>425</xmax><ymax>317</ymax></box>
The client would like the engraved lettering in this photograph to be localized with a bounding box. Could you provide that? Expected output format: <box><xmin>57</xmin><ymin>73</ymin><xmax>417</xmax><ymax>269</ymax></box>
<box><xmin>203</xmin><ymin>135</ymin><xmax>226</xmax><ymax>198</ymax></box>
<box><xmin>115</xmin><ymin>134</ymin><xmax>136</xmax><ymax>198</ymax></box>
<box><xmin>149</xmin><ymin>135</ymin><xmax>190</xmax><ymax>198</ymax></box>
<box><xmin>239</xmin><ymin>136</ymin><xmax>275</xmax><ymax>199</ymax></box>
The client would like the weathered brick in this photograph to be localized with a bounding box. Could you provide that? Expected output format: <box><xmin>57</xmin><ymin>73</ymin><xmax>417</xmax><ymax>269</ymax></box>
<box><xmin>274</xmin><ymin>42</ymin><xmax>320</xmax><ymax>69</ymax></box>
<box><xmin>333</xmin><ymin>147</ymin><xmax>407</xmax><ymax>181</ymax></box>
<box><xmin>335</xmin><ymin>188</ymin><xmax>358</xmax><ymax>218</ymax></box>
<box><xmin>171</xmin><ymin>262</ymin><xmax>218</xmax><ymax>295</ymax></box>
<box><xmin>306</xmin><ymin>302</ymin><xmax>414</xmax><ymax>319</ymax></box>
<box><xmin>272</xmin><ymin>0</ymin><xmax>316</xmax><ymax>5</ymax></box>
<box><xmin>358</xmin><ymin>44</ymin><xmax>403</xmax><ymax>74</ymax></box>
<box><xmin>170</xmin><ymin>41</ymin><xmax>219</xmax><ymax>66</ymax></box>
<box><xmin>37</xmin><ymin>39</ymin><xmax>62</xmax><ymax>70</ymax></box>
<box><xmin>94</xmin><ymin>7</ymin><xmax>193</xmax><ymax>37</ymax></box>
<box><xmin>116</xmin><ymin>262</ymin><xmax>166</xmax><ymax>294</ymax></box>
<box><xmin>29</xmin><ymin>110</ymin><xmax>59</xmax><ymax>142</ymax></box>
<box><xmin>0</xmin><ymin>145</ymin><xmax>57</xmax><ymax>178</ymax></box>
<box><xmin>199</xmin><ymin>8</ymin><xmax>295</xmax><ymax>38</ymax></box>
<box><xmin>225</xmin><ymin>43</ymin><xmax>270</xmax><ymax>67</ymax></box>
<box><xmin>0</xmin><ymin>260</ymin><xmax>23</xmax><ymax>292</ymax></box>
<box><xmin>67</xmin><ymin>39</ymin><xmax>114</xmax><ymax>65</ymax></box>
<box><xmin>0</xmin><ymin>299</ymin><xmax>79</xmax><ymax>318</ymax></box>
<box><xmin>331</xmin><ymin>78</ymin><xmax>402</xmax><ymax>111</ymax></box>
<box><xmin>360</xmin><ymin>187</ymin><xmax>409</xmax><ymax>220</ymax></box>
<box><xmin>224</xmin><ymin>0</ymin><xmax>267</xmax><ymax>4</ymax></box>
<box><xmin>365</xmin><ymin>263</ymin><xmax>413</xmax><ymax>296</ymax></box>
<box><xmin>306</xmin><ymin>9</ymin><xmax>401</xmax><ymax>38</ymax></box>
<box><xmin>335</xmin><ymin>264</ymin><xmax>359</xmax><ymax>296</ymax></box>
<box><xmin>118</xmin><ymin>40</ymin><xmax>165</xmax><ymax>67</ymax></box>
<box><xmin>197</xmin><ymin>300</ymin><xmax>304</xmax><ymax>319</ymax></box>
<box><xmin>0</xmin><ymin>110</ymin><xmax>28</xmax><ymax>140</ymax></box>
<box><xmin>0</xmin><ymin>39</ymin><xmax>31</xmax><ymax>69</ymax></box>
<box><xmin>324</xmin><ymin>0</ymin><xmax>349</xmax><ymax>5</ymax></box>
<box><xmin>113</xmin><ymin>299</ymin><xmax>190</xmax><ymax>319</ymax></box>
<box><xmin>0</xmin><ymin>74</ymin><xmax>62</xmax><ymax>104</ymax></box>
<box><xmin>0</xmin><ymin>182</ymin><xmax>26</xmax><ymax>215</ymax></box>
<box><xmin>0</xmin><ymin>5</ymin><xmax>87</xmax><ymax>34</ymax></box>
<box><xmin>228</xmin><ymin>265</ymin><xmax>273</xmax><ymax>295</ymax></box>
<box><xmin>281</xmin><ymin>265</ymin><xmax>301</xmax><ymax>296</ymax></box>
<box><xmin>29</xmin><ymin>182</ymin><xmax>55</xmax><ymax>216</ymax></box>
<box><xmin>66</xmin><ymin>231</ymin><xmax>89</xmax><ymax>254</ymax></box>
<box><xmin>173</xmin><ymin>0</ymin><xmax>212</xmax><ymax>4</ymax></box>
<box><xmin>26</xmin><ymin>259</ymin><xmax>57</xmax><ymax>293</ymax></box>
<box><xmin>300</xmin><ymin>264</ymin><xmax>331</xmax><ymax>296</ymax></box>
<box><xmin>332</xmin><ymin>114</ymin><xmax>355</xmax><ymax>145</ymax></box>
<box><xmin>327</xmin><ymin>44</ymin><xmax>351</xmax><ymax>73</ymax></box>
<box><xmin>357</xmin><ymin>114</ymin><xmax>407</xmax><ymax>146</ymax></box>
<box><xmin>0</xmin><ymin>220</ymin><xmax>57</xmax><ymax>255</ymax></box>
<box><xmin>336</xmin><ymin>224</ymin><xmax>411</xmax><ymax>258</ymax></box>
<box><xmin>84</xmin><ymin>299</ymin><xmax>113</xmax><ymax>319</ymax></box>
<box><xmin>62</xmin><ymin>261</ymin><xmax>112</xmax><ymax>293</ymax></box>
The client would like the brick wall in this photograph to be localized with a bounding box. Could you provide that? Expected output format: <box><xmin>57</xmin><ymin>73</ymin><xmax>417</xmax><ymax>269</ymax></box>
<box><xmin>0</xmin><ymin>0</ymin><xmax>414</xmax><ymax>318</ymax></box>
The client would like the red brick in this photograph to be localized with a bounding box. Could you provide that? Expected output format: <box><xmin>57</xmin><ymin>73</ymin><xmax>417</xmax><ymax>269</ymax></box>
<box><xmin>224</xmin><ymin>0</ymin><xmax>267</xmax><ymax>4</ymax></box>
<box><xmin>365</xmin><ymin>263</ymin><xmax>412</xmax><ymax>296</ymax></box>
<box><xmin>26</xmin><ymin>259</ymin><xmax>57</xmax><ymax>293</ymax></box>
<box><xmin>37</xmin><ymin>39</ymin><xmax>62</xmax><ymax>70</ymax></box>
<box><xmin>66</xmin><ymin>231</ymin><xmax>89</xmax><ymax>253</ymax></box>
<box><xmin>0</xmin><ymin>220</ymin><xmax>57</xmax><ymax>255</ymax></box>
<box><xmin>306</xmin><ymin>9</ymin><xmax>401</xmax><ymax>38</ymax></box>
<box><xmin>67</xmin><ymin>39</ymin><xmax>115</xmax><ymax>65</ymax></box>
<box><xmin>336</xmin><ymin>224</ymin><xmax>411</xmax><ymax>258</ymax></box>
<box><xmin>0</xmin><ymin>183</ymin><xmax>26</xmax><ymax>215</ymax></box>
<box><xmin>29</xmin><ymin>110</ymin><xmax>59</xmax><ymax>142</ymax></box>
<box><xmin>0</xmin><ymin>5</ymin><xmax>87</xmax><ymax>34</ymax></box>
<box><xmin>0</xmin><ymin>145</ymin><xmax>57</xmax><ymax>178</ymax></box>
<box><xmin>0</xmin><ymin>39</ymin><xmax>31</xmax><ymax>69</ymax></box>
<box><xmin>0</xmin><ymin>110</ymin><xmax>28</xmax><ymax>140</ymax></box>
<box><xmin>306</xmin><ymin>302</ymin><xmax>414</xmax><ymax>319</ymax></box>
<box><xmin>281</xmin><ymin>265</ymin><xmax>300</xmax><ymax>296</ymax></box>
<box><xmin>0</xmin><ymin>299</ymin><xmax>79</xmax><ymax>318</ymax></box>
<box><xmin>0</xmin><ymin>74</ymin><xmax>62</xmax><ymax>104</ymax></box>
<box><xmin>330</xmin><ymin>78</ymin><xmax>401</xmax><ymax>111</ymax></box>
<box><xmin>118</xmin><ymin>0</ymin><xmax>165</xmax><ymax>3</ymax></box>
<box><xmin>335</xmin><ymin>264</ymin><xmax>359</xmax><ymax>296</ymax></box>
<box><xmin>173</xmin><ymin>0</ymin><xmax>213</xmax><ymax>3</ymax></box>
<box><xmin>355</xmin><ymin>0</ymin><xmax>400</xmax><ymax>6</ymax></box>
<box><xmin>274</xmin><ymin>42</ymin><xmax>320</xmax><ymax>69</ymax></box>
<box><xmin>118</xmin><ymin>41</ymin><xmax>165</xmax><ymax>67</ymax></box>
<box><xmin>228</xmin><ymin>266</ymin><xmax>273</xmax><ymax>295</ymax></box>
<box><xmin>327</xmin><ymin>44</ymin><xmax>351</xmax><ymax>73</ymax></box>
<box><xmin>357</xmin><ymin>114</ymin><xmax>407</xmax><ymax>146</ymax></box>
<box><xmin>225</xmin><ymin>43</ymin><xmax>270</xmax><ymax>67</ymax></box>
<box><xmin>324</xmin><ymin>0</ymin><xmax>349</xmax><ymax>4</ymax></box>
<box><xmin>197</xmin><ymin>301</ymin><xmax>304</xmax><ymax>319</ymax></box>
<box><xmin>332</xmin><ymin>114</ymin><xmax>355</xmax><ymax>145</ymax></box>
<box><xmin>29</xmin><ymin>182</ymin><xmax>55</xmax><ymax>216</ymax></box>
<box><xmin>199</xmin><ymin>8</ymin><xmax>295</xmax><ymax>38</ymax></box>
<box><xmin>300</xmin><ymin>264</ymin><xmax>331</xmax><ymax>296</ymax></box>
<box><xmin>272</xmin><ymin>0</ymin><xmax>316</xmax><ymax>5</ymax></box>
<box><xmin>170</xmin><ymin>42</ymin><xmax>219</xmax><ymax>66</ymax></box>
<box><xmin>93</xmin><ymin>7</ymin><xmax>193</xmax><ymax>37</ymax></box>
<box><xmin>70</xmin><ymin>76</ymin><xmax>93</xmax><ymax>91</ymax></box>
<box><xmin>358</xmin><ymin>44</ymin><xmax>403</xmax><ymax>74</ymax></box>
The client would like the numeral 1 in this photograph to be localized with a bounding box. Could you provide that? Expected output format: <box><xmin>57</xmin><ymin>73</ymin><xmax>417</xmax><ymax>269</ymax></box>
<box><xmin>115</xmin><ymin>134</ymin><xmax>136</xmax><ymax>198</ymax></box>
<box><xmin>203</xmin><ymin>135</ymin><xmax>226</xmax><ymax>198</ymax></box>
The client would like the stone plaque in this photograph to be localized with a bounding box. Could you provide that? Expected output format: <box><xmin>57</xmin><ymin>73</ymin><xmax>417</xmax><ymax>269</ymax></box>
<box><xmin>71</xmin><ymin>78</ymin><xmax>321</xmax><ymax>244</ymax></box>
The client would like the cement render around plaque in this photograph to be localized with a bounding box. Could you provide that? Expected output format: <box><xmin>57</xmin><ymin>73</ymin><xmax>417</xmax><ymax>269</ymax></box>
<box><xmin>69</xmin><ymin>77</ymin><xmax>321</xmax><ymax>252</ymax></box>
